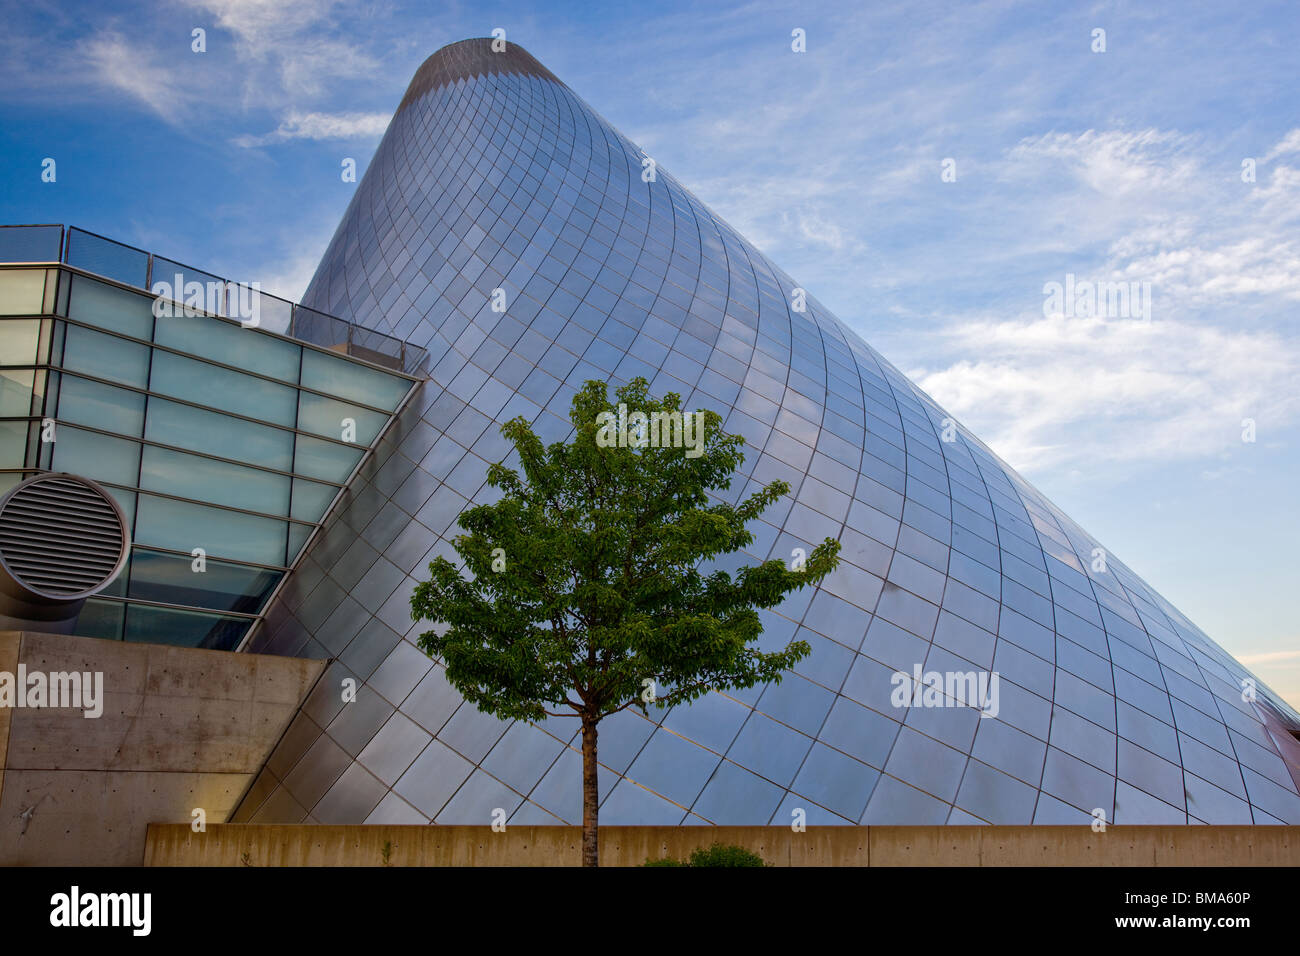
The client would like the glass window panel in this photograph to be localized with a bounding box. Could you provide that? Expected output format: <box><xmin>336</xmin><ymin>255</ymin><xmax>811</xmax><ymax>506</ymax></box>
<box><xmin>57</xmin><ymin>373</ymin><xmax>145</xmax><ymax>436</ymax></box>
<box><xmin>149</xmin><ymin>351</ymin><xmax>297</xmax><ymax>425</ymax></box>
<box><xmin>0</xmin><ymin>225</ymin><xmax>62</xmax><ymax>262</ymax></box>
<box><xmin>96</xmin><ymin>551</ymin><xmax>129</xmax><ymax>598</ymax></box>
<box><xmin>65</xmin><ymin>229</ymin><xmax>148</xmax><ymax>288</ymax></box>
<box><xmin>252</xmin><ymin>293</ymin><xmax>293</xmax><ymax>336</ymax></box>
<box><xmin>123</xmin><ymin>603</ymin><xmax>250</xmax><ymax>651</ymax></box>
<box><xmin>294</xmin><ymin>434</ymin><xmax>363</xmax><ymax>483</ymax></box>
<box><xmin>74</xmin><ymin>598</ymin><xmax>125</xmax><ymax>641</ymax></box>
<box><xmin>127</xmin><ymin>547</ymin><xmax>280</xmax><ymax>613</ymax></box>
<box><xmin>153</xmin><ymin>311</ymin><xmax>300</xmax><ymax>382</ymax></box>
<box><xmin>287</xmin><ymin>522</ymin><xmax>313</xmax><ymax>559</ymax></box>
<box><xmin>145</xmin><ymin>398</ymin><xmax>293</xmax><ymax>472</ymax></box>
<box><xmin>0</xmin><ymin>368</ymin><xmax>34</xmax><ymax>416</ymax></box>
<box><xmin>291</xmin><ymin>306</ymin><xmax>349</xmax><ymax>354</ymax></box>
<box><xmin>0</xmin><ymin>270</ymin><xmax>47</xmax><ymax>315</ymax></box>
<box><xmin>66</xmin><ymin>275</ymin><xmax>154</xmax><ymax>339</ymax></box>
<box><xmin>0</xmin><ymin>419</ymin><xmax>29</xmax><ymax>468</ymax></box>
<box><xmin>50</xmin><ymin>426</ymin><xmax>141</xmax><ymax>486</ymax></box>
<box><xmin>0</xmin><ymin>318</ymin><xmax>42</xmax><ymax>362</ymax></box>
<box><xmin>62</xmin><ymin>325</ymin><xmax>150</xmax><ymax>388</ymax></box>
<box><xmin>290</xmin><ymin>477</ymin><xmax>339</xmax><ymax>521</ymax></box>
<box><xmin>104</xmin><ymin>486</ymin><xmax>136</xmax><ymax>531</ymax></box>
<box><xmin>140</xmin><ymin>444</ymin><xmax>290</xmax><ymax>514</ymax></box>
<box><xmin>135</xmin><ymin>492</ymin><xmax>287</xmax><ymax>565</ymax></box>
<box><xmin>296</xmin><ymin>392</ymin><xmax>387</xmax><ymax>444</ymax></box>
<box><xmin>300</xmin><ymin>347</ymin><xmax>410</xmax><ymax>410</ymax></box>
<box><xmin>150</xmin><ymin>257</ymin><xmax>226</xmax><ymax>315</ymax></box>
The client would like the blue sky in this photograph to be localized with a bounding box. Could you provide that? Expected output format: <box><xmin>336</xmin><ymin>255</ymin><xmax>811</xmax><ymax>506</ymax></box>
<box><xmin>2</xmin><ymin>0</ymin><xmax>1297</xmax><ymax>704</ymax></box>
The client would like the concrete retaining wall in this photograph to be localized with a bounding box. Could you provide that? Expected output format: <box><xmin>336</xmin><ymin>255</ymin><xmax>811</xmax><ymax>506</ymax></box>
<box><xmin>0</xmin><ymin>631</ymin><xmax>325</xmax><ymax>866</ymax></box>
<box><xmin>142</xmin><ymin>823</ymin><xmax>1300</xmax><ymax>867</ymax></box>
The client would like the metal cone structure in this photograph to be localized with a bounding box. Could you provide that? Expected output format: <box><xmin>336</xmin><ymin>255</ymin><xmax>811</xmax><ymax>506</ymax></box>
<box><xmin>238</xmin><ymin>38</ymin><xmax>1300</xmax><ymax>827</ymax></box>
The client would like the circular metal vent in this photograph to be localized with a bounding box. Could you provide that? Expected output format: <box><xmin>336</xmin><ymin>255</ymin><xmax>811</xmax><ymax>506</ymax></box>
<box><xmin>0</xmin><ymin>473</ymin><xmax>129</xmax><ymax>600</ymax></box>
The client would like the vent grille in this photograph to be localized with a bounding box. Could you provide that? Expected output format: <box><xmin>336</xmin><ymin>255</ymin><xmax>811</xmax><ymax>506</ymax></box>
<box><xmin>0</xmin><ymin>475</ymin><xmax>127</xmax><ymax>598</ymax></box>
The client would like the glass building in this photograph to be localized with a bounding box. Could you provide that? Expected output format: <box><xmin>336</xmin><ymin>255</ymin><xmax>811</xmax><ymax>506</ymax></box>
<box><xmin>0</xmin><ymin>226</ymin><xmax>421</xmax><ymax>649</ymax></box>
<box><xmin>5</xmin><ymin>38</ymin><xmax>1300</xmax><ymax>827</ymax></box>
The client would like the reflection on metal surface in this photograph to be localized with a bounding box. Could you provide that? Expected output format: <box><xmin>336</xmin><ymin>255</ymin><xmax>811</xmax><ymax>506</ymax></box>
<box><xmin>130</xmin><ymin>36</ymin><xmax>1300</xmax><ymax>826</ymax></box>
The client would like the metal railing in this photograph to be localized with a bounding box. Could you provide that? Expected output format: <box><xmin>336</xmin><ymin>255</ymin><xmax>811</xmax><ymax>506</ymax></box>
<box><xmin>0</xmin><ymin>224</ymin><xmax>426</xmax><ymax>376</ymax></box>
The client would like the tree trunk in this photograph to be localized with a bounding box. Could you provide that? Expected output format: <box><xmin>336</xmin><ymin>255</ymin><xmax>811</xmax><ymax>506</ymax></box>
<box><xmin>581</xmin><ymin>715</ymin><xmax>599</xmax><ymax>867</ymax></box>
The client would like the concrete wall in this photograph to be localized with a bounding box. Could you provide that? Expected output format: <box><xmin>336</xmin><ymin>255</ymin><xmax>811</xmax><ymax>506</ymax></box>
<box><xmin>0</xmin><ymin>632</ymin><xmax>16</xmax><ymax>816</ymax></box>
<box><xmin>143</xmin><ymin>823</ymin><xmax>1300</xmax><ymax>867</ymax></box>
<box><xmin>0</xmin><ymin>631</ymin><xmax>324</xmax><ymax>866</ymax></box>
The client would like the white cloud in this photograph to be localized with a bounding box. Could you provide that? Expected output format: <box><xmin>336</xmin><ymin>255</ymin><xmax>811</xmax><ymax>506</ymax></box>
<box><xmin>256</xmin><ymin>247</ymin><xmax>325</xmax><ymax>301</ymax></box>
<box><xmin>1262</xmin><ymin>128</ymin><xmax>1300</xmax><ymax>163</ymax></box>
<box><xmin>81</xmin><ymin>32</ymin><xmax>193</xmax><ymax>123</ymax></box>
<box><xmin>910</xmin><ymin>311</ymin><xmax>1299</xmax><ymax>472</ymax></box>
<box><xmin>71</xmin><ymin>6</ymin><xmax>387</xmax><ymax>127</ymax></box>
<box><xmin>1239</xmin><ymin>648</ymin><xmax>1300</xmax><ymax>666</ymax></box>
<box><xmin>1006</xmin><ymin>128</ymin><xmax>1200</xmax><ymax>196</ymax></box>
<box><xmin>1238</xmin><ymin>647</ymin><xmax>1300</xmax><ymax>708</ymax></box>
<box><xmin>233</xmin><ymin>109</ymin><xmax>391</xmax><ymax>147</ymax></box>
<box><xmin>881</xmin><ymin>121</ymin><xmax>1300</xmax><ymax>478</ymax></box>
<box><xmin>1101</xmin><ymin>235</ymin><xmax>1300</xmax><ymax>304</ymax></box>
<box><xmin>181</xmin><ymin>0</ymin><xmax>382</xmax><ymax>103</ymax></box>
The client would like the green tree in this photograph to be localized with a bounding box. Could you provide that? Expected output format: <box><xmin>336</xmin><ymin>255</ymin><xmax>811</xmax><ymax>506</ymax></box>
<box><xmin>410</xmin><ymin>377</ymin><xmax>839</xmax><ymax>867</ymax></box>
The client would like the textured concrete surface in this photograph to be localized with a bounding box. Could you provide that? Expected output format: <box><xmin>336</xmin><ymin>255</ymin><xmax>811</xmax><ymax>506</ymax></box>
<box><xmin>142</xmin><ymin>824</ymin><xmax>1300</xmax><ymax>867</ymax></box>
<box><xmin>0</xmin><ymin>631</ymin><xmax>324</xmax><ymax>866</ymax></box>
<box><xmin>0</xmin><ymin>632</ymin><xmax>19</xmax><ymax>811</ymax></box>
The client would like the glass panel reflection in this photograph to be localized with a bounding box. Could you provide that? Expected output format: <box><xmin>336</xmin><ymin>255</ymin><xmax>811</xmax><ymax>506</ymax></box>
<box><xmin>145</xmin><ymin>397</ymin><xmax>293</xmax><ymax>472</ymax></box>
<box><xmin>134</xmin><ymin>492</ymin><xmax>287</xmax><ymax>566</ymax></box>
<box><xmin>140</xmin><ymin>443</ymin><xmax>291</xmax><ymax>514</ymax></box>
<box><xmin>67</xmin><ymin>275</ymin><xmax>153</xmax><ymax>338</ymax></box>
<box><xmin>0</xmin><ymin>318</ymin><xmax>42</xmax><ymax>359</ymax></box>
<box><xmin>149</xmin><ymin>350</ymin><xmax>297</xmax><ymax>425</ymax></box>
<box><xmin>0</xmin><ymin>270</ymin><xmax>47</xmax><ymax>315</ymax></box>
<box><xmin>123</xmin><ymin>602</ymin><xmax>251</xmax><ymax>650</ymax></box>
<box><xmin>127</xmin><ymin>547</ymin><xmax>281</xmax><ymax>613</ymax></box>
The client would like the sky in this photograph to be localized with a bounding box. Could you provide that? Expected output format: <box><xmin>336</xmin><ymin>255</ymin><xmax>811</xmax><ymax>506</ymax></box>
<box><xmin>1</xmin><ymin>0</ymin><xmax>1297</xmax><ymax>706</ymax></box>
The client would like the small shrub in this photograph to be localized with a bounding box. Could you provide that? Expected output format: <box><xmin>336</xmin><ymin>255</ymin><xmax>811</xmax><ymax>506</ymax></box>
<box><xmin>641</xmin><ymin>842</ymin><xmax>766</xmax><ymax>867</ymax></box>
<box><xmin>687</xmin><ymin>843</ymin><xmax>766</xmax><ymax>867</ymax></box>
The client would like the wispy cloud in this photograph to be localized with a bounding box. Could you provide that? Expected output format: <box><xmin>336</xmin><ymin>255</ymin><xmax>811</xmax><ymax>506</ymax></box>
<box><xmin>256</xmin><ymin>244</ymin><xmax>329</xmax><ymax>301</ymax></box>
<box><xmin>910</xmin><ymin>311</ymin><xmax>1299</xmax><ymax>472</ymax></box>
<box><xmin>180</xmin><ymin>0</ymin><xmax>382</xmax><ymax>99</ymax></box>
<box><xmin>1239</xmin><ymin>648</ymin><xmax>1300</xmax><ymax>666</ymax></box>
<box><xmin>68</xmin><ymin>1</ymin><xmax>392</xmax><ymax>128</ymax></box>
<box><xmin>1262</xmin><ymin>128</ymin><xmax>1300</xmax><ymax>163</ymax></box>
<box><xmin>896</xmin><ymin>125</ymin><xmax>1300</xmax><ymax>475</ymax></box>
<box><xmin>80</xmin><ymin>31</ymin><xmax>198</xmax><ymax>124</ymax></box>
<box><xmin>232</xmin><ymin>109</ymin><xmax>391</xmax><ymax>147</ymax></box>
<box><xmin>1005</xmin><ymin>128</ymin><xmax>1201</xmax><ymax>196</ymax></box>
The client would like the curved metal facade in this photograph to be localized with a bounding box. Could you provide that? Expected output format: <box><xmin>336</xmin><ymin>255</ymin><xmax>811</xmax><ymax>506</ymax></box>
<box><xmin>238</xmin><ymin>38</ymin><xmax>1300</xmax><ymax>827</ymax></box>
